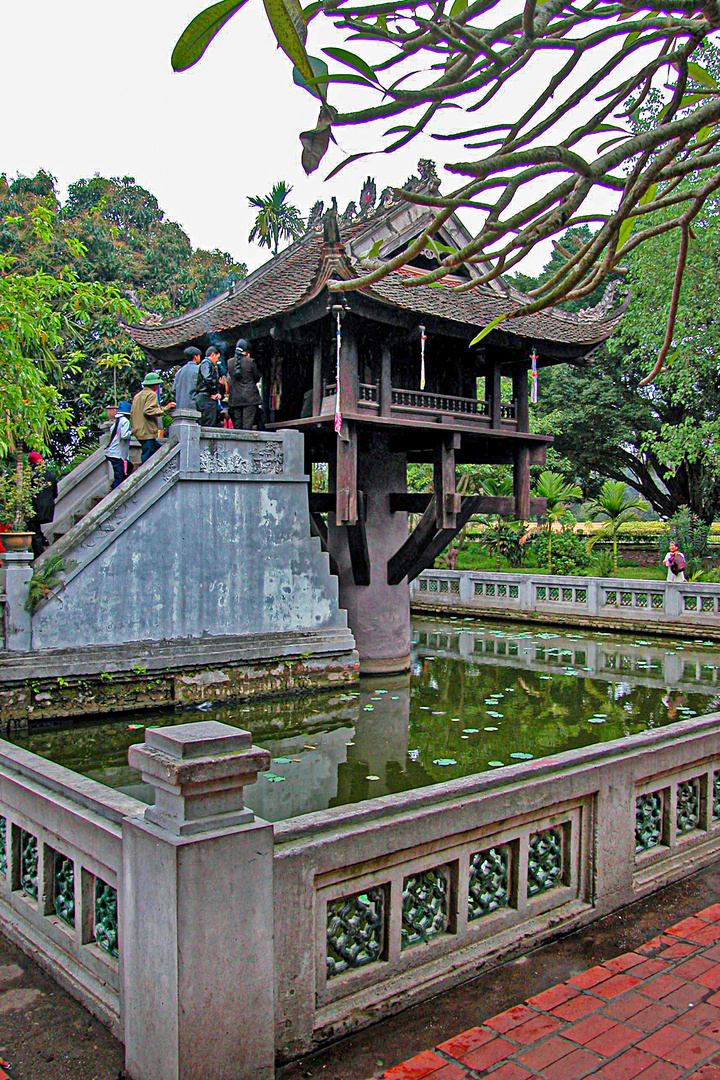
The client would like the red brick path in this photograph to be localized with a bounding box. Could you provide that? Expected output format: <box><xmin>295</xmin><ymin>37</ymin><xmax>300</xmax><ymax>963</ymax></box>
<box><xmin>369</xmin><ymin>904</ymin><xmax>720</xmax><ymax>1080</ymax></box>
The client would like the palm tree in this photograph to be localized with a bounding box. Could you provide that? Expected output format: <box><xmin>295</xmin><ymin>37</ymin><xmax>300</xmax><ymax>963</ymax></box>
<box><xmin>247</xmin><ymin>182</ymin><xmax>305</xmax><ymax>256</ymax></box>
<box><xmin>533</xmin><ymin>471</ymin><xmax>583</xmax><ymax>573</ymax></box>
<box><xmin>586</xmin><ymin>480</ymin><xmax>649</xmax><ymax>575</ymax></box>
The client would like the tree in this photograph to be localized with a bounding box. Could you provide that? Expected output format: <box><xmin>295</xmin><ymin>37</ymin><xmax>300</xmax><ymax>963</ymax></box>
<box><xmin>248</xmin><ymin>182</ymin><xmax>305</xmax><ymax>256</ymax></box>
<box><xmin>533</xmin><ymin>205</ymin><xmax>720</xmax><ymax>521</ymax></box>
<box><xmin>586</xmin><ymin>481</ymin><xmax>649</xmax><ymax>574</ymax></box>
<box><xmin>173</xmin><ymin>0</ymin><xmax>720</xmax><ymax>353</ymax></box>
<box><xmin>533</xmin><ymin>471</ymin><xmax>583</xmax><ymax>573</ymax></box>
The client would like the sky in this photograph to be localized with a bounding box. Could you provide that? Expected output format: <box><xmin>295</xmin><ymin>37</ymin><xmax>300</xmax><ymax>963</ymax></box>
<box><xmin>4</xmin><ymin>0</ymin><xmax>455</xmax><ymax>273</ymax></box>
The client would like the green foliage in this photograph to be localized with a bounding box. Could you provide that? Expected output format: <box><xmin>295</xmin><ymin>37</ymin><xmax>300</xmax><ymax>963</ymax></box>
<box><xmin>248</xmin><ymin>182</ymin><xmax>305</xmax><ymax>256</ymax></box>
<box><xmin>0</xmin><ymin>172</ymin><xmax>246</xmax><ymax>462</ymax></box>
<box><xmin>0</xmin><ymin>461</ymin><xmax>45</xmax><ymax>530</ymax></box>
<box><xmin>592</xmin><ymin>550</ymin><xmax>616</xmax><ymax>578</ymax></box>
<box><xmin>586</xmin><ymin>481</ymin><xmax>649</xmax><ymax>574</ymax></box>
<box><xmin>479</xmin><ymin>519</ymin><xmax>526</xmax><ymax>569</ymax></box>
<box><xmin>660</xmin><ymin>506</ymin><xmax>711</xmax><ymax>578</ymax></box>
<box><xmin>25</xmin><ymin>555</ymin><xmax>74</xmax><ymax>612</ymax></box>
<box><xmin>530</xmin><ymin>524</ymin><xmax>592</xmax><ymax>577</ymax></box>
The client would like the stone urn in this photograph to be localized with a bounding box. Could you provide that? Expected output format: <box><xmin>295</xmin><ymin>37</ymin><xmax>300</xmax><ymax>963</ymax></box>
<box><xmin>1</xmin><ymin>532</ymin><xmax>33</xmax><ymax>552</ymax></box>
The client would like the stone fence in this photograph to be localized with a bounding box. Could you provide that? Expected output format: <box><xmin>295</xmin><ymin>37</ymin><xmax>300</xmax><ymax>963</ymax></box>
<box><xmin>3</xmin><ymin>713</ymin><xmax>720</xmax><ymax>1077</ymax></box>
<box><xmin>411</xmin><ymin>568</ymin><xmax>720</xmax><ymax>638</ymax></box>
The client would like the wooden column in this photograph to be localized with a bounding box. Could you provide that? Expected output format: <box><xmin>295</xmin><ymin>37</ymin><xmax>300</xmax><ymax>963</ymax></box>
<box><xmin>336</xmin><ymin>422</ymin><xmax>358</xmax><ymax>525</ymax></box>
<box><xmin>380</xmin><ymin>345</ymin><xmax>392</xmax><ymax>416</ymax></box>
<box><xmin>487</xmin><ymin>359</ymin><xmax>502</xmax><ymax>429</ymax></box>
<box><xmin>513</xmin><ymin>364</ymin><xmax>530</xmax><ymax>432</ymax></box>
<box><xmin>338</xmin><ymin>326</ymin><xmax>358</xmax><ymax>415</ymax></box>
<box><xmin>434</xmin><ymin>434</ymin><xmax>461</xmax><ymax>529</ymax></box>
<box><xmin>514</xmin><ymin>446</ymin><xmax>531</xmax><ymax>521</ymax></box>
<box><xmin>312</xmin><ymin>342</ymin><xmax>323</xmax><ymax>417</ymax></box>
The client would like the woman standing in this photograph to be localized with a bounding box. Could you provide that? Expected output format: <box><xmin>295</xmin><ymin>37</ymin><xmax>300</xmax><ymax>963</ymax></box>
<box><xmin>663</xmin><ymin>541</ymin><xmax>686</xmax><ymax>582</ymax></box>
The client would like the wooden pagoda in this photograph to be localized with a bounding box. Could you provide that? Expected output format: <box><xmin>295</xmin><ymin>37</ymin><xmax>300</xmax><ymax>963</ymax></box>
<box><xmin>128</xmin><ymin>162</ymin><xmax>623</xmax><ymax>673</ymax></box>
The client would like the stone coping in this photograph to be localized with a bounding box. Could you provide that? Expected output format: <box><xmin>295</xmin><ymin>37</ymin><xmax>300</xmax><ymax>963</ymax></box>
<box><xmin>416</xmin><ymin>568</ymin><xmax>720</xmax><ymax>593</ymax></box>
<box><xmin>0</xmin><ymin>737</ymin><xmax>144</xmax><ymax>826</ymax></box>
<box><xmin>274</xmin><ymin>709</ymin><xmax>720</xmax><ymax>844</ymax></box>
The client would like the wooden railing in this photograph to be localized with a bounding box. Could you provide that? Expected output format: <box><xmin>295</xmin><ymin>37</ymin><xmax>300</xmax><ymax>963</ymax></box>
<box><xmin>391</xmin><ymin>388</ymin><xmax>489</xmax><ymax>416</ymax></box>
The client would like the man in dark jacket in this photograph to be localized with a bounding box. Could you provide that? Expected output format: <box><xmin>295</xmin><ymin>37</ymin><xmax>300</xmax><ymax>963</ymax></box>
<box><xmin>228</xmin><ymin>339</ymin><xmax>262</xmax><ymax>430</ymax></box>
<box><xmin>173</xmin><ymin>346</ymin><xmax>201</xmax><ymax>410</ymax></box>
<box><xmin>26</xmin><ymin>451</ymin><xmax>58</xmax><ymax>558</ymax></box>
<box><xmin>194</xmin><ymin>346</ymin><xmax>222</xmax><ymax>427</ymax></box>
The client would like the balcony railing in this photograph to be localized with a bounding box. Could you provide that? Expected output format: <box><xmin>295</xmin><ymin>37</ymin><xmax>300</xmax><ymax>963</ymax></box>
<box><xmin>320</xmin><ymin>383</ymin><xmax>517</xmax><ymax>425</ymax></box>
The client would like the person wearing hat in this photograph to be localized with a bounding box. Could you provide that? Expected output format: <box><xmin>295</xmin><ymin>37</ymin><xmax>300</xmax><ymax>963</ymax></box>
<box><xmin>105</xmin><ymin>401</ymin><xmax>134</xmax><ymax>490</ymax></box>
<box><xmin>26</xmin><ymin>451</ymin><xmax>58</xmax><ymax>558</ymax></box>
<box><xmin>173</xmin><ymin>346</ymin><xmax>202</xmax><ymax>411</ymax></box>
<box><xmin>227</xmin><ymin>339</ymin><xmax>262</xmax><ymax>430</ymax></box>
<box><xmin>194</xmin><ymin>346</ymin><xmax>223</xmax><ymax>427</ymax></box>
<box><xmin>131</xmin><ymin>375</ymin><xmax>176</xmax><ymax>463</ymax></box>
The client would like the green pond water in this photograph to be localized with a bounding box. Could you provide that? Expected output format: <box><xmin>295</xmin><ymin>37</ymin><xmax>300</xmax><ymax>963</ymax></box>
<box><xmin>12</xmin><ymin>615</ymin><xmax>720</xmax><ymax>822</ymax></box>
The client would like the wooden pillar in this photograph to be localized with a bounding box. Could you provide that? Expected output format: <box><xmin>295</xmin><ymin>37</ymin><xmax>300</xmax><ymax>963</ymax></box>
<box><xmin>380</xmin><ymin>345</ymin><xmax>392</xmax><ymax>416</ymax></box>
<box><xmin>513</xmin><ymin>364</ymin><xmax>530</xmax><ymax>432</ymax></box>
<box><xmin>514</xmin><ymin>446</ymin><xmax>531</xmax><ymax>521</ymax></box>
<box><xmin>338</xmin><ymin>326</ymin><xmax>358</xmax><ymax>415</ymax></box>
<box><xmin>336</xmin><ymin>422</ymin><xmax>358</xmax><ymax>525</ymax></box>
<box><xmin>434</xmin><ymin>434</ymin><xmax>461</xmax><ymax>529</ymax></box>
<box><xmin>487</xmin><ymin>359</ymin><xmax>502</xmax><ymax>429</ymax></box>
<box><xmin>312</xmin><ymin>342</ymin><xmax>323</xmax><ymax>417</ymax></box>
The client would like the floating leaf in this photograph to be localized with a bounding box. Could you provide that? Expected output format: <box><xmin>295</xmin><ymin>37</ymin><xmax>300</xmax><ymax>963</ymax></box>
<box><xmin>366</xmin><ymin>774</ymin><xmax>380</xmax><ymax>780</ymax></box>
<box><xmin>433</xmin><ymin>758</ymin><xmax>457</xmax><ymax>766</ymax></box>
<box><xmin>510</xmin><ymin>752</ymin><xmax>534</xmax><ymax>760</ymax></box>
<box><xmin>172</xmin><ymin>0</ymin><xmax>250</xmax><ymax>72</ymax></box>
<box><xmin>273</xmin><ymin>757</ymin><xmax>292</xmax><ymax>763</ymax></box>
<box><xmin>488</xmin><ymin>760</ymin><xmax>505</xmax><ymax>767</ymax></box>
<box><xmin>265</xmin><ymin>772</ymin><xmax>286</xmax><ymax>782</ymax></box>
<box><xmin>463</xmin><ymin>728</ymin><xmax>479</xmax><ymax>734</ymax></box>
<box><xmin>484</xmin><ymin>726</ymin><xmax>498</xmax><ymax>731</ymax></box>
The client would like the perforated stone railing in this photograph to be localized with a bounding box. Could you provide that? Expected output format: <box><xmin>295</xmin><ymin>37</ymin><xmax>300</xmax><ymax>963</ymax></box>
<box><xmin>272</xmin><ymin>710</ymin><xmax>720</xmax><ymax>1060</ymax></box>
<box><xmin>0</xmin><ymin>741</ymin><xmax>142</xmax><ymax>1035</ymax></box>
<box><xmin>412</xmin><ymin>569</ymin><xmax>720</xmax><ymax>636</ymax></box>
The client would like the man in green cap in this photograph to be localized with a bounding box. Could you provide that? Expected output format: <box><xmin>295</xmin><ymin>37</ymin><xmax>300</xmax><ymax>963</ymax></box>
<box><xmin>131</xmin><ymin>374</ymin><xmax>176</xmax><ymax>463</ymax></box>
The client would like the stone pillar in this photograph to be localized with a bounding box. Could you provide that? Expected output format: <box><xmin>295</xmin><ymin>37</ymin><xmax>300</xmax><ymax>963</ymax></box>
<box><xmin>122</xmin><ymin>721</ymin><xmax>275</xmax><ymax>1080</ymax></box>
<box><xmin>328</xmin><ymin>434</ymin><xmax>410</xmax><ymax>674</ymax></box>
<box><xmin>170</xmin><ymin>409</ymin><xmax>201</xmax><ymax>472</ymax></box>
<box><xmin>3</xmin><ymin>551</ymin><xmax>32</xmax><ymax>651</ymax></box>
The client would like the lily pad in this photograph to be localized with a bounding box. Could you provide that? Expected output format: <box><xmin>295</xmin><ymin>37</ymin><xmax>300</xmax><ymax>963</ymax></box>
<box><xmin>487</xmin><ymin>711</ymin><xmax>504</xmax><ymax>718</ymax></box>
<box><xmin>265</xmin><ymin>773</ymin><xmax>286</xmax><ymax>782</ymax></box>
<box><xmin>510</xmin><ymin>752</ymin><xmax>534</xmax><ymax>760</ymax></box>
<box><xmin>463</xmin><ymin>728</ymin><xmax>479</xmax><ymax>734</ymax></box>
<box><xmin>484</xmin><ymin>726</ymin><xmax>498</xmax><ymax>731</ymax></box>
<box><xmin>273</xmin><ymin>757</ymin><xmax>292</xmax><ymax>764</ymax></box>
<box><xmin>366</xmin><ymin>774</ymin><xmax>380</xmax><ymax>781</ymax></box>
<box><xmin>488</xmin><ymin>760</ymin><xmax>505</xmax><ymax>768</ymax></box>
<box><xmin>433</xmin><ymin>758</ymin><xmax>457</xmax><ymax>766</ymax></box>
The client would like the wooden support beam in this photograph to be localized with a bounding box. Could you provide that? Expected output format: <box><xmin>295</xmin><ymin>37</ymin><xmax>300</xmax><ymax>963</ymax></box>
<box><xmin>513</xmin><ymin>364</ymin><xmax>530</xmax><ymax>433</ymax></box>
<box><xmin>312</xmin><ymin>342</ymin><xmax>323</xmax><ymax>417</ymax></box>
<box><xmin>380</xmin><ymin>345</ymin><xmax>392</xmax><ymax>417</ymax></box>
<box><xmin>434</xmin><ymin>435</ymin><xmax>460</xmax><ymax>529</ymax></box>
<box><xmin>346</xmin><ymin>490</ymin><xmax>370</xmax><ymax>586</ymax></box>
<box><xmin>407</xmin><ymin>495</ymin><xmax>487</xmax><ymax>583</ymax></box>
<box><xmin>513</xmin><ymin>446</ymin><xmax>531</xmax><ymax>520</ymax></box>
<box><xmin>387</xmin><ymin>498</ymin><xmax>438</xmax><ymax>586</ymax></box>
<box><xmin>335</xmin><ymin>421</ymin><xmax>358</xmax><ymax>525</ymax></box>
<box><xmin>309</xmin><ymin>512</ymin><xmax>340</xmax><ymax>578</ymax></box>
<box><xmin>487</xmin><ymin>359</ymin><xmax>502</xmax><ymax>429</ymax></box>
<box><xmin>389</xmin><ymin>493</ymin><xmax>547</xmax><ymax>517</ymax></box>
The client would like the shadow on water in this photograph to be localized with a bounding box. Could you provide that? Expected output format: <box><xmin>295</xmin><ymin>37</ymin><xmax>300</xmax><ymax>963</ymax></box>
<box><xmin>11</xmin><ymin>616</ymin><xmax>720</xmax><ymax>822</ymax></box>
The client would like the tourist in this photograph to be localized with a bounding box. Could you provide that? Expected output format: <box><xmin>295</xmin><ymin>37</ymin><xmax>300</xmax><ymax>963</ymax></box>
<box><xmin>663</xmin><ymin>541</ymin><xmax>686</xmax><ymax>582</ymax></box>
<box><xmin>173</xmin><ymin>346</ymin><xmax>201</xmax><ymax>410</ymax></box>
<box><xmin>26</xmin><ymin>451</ymin><xmax>58</xmax><ymax>558</ymax></box>
<box><xmin>131</xmin><ymin>374</ymin><xmax>176</xmax><ymax>463</ymax></box>
<box><xmin>105</xmin><ymin>401</ymin><xmax>133</xmax><ymax>489</ymax></box>
<box><xmin>194</xmin><ymin>346</ymin><xmax>223</xmax><ymax>427</ymax></box>
<box><xmin>228</xmin><ymin>339</ymin><xmax>262</xmax><ymax>430</ymax></box>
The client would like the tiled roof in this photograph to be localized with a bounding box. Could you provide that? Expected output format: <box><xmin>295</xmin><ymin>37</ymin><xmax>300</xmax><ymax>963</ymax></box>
<box><xmin>127</xmin><ymin>208</ymin><xmax>622</xmax><ymax>352</ymax></box>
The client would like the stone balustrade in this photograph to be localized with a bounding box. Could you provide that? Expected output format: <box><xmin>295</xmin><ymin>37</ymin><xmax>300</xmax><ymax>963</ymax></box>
<box><xmin>2</xmin><ymin>714</ymin><xmax>720</xmax><ymax>1074</ymax></box>
<box><xmin>411</xmin><ymin>569</ymin><xmax>720</xmax><ymax>638</ymax></box>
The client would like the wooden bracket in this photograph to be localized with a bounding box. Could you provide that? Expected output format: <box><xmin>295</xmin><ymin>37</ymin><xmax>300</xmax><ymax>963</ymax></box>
<box><xmin>346</xmin><ymin>490</ymin><xmax>370</xmax><ymax>586</ymax></box>
<box><xmin>434</xmin><ymin>435</ymin><xmax>460</xmax><ymax>530</ymax></box>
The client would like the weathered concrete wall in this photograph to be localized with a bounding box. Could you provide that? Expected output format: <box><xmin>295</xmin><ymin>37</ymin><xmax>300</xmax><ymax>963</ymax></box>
<box><xmin>31</xmin><ymin>423</ymin><xmax>352</xmax><ymax>652</ymax></box>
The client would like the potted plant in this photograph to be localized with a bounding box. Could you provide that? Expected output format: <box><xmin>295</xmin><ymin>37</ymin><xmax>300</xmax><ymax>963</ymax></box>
<box><xmin>0</xmin><ymin>460</ymin><xmax>42</xmax><ymax>551</ymax></box>
<box><xmin>98</xmin><ymin>352</ymin><xmax>135</xmax><ymax>421</ymax></box>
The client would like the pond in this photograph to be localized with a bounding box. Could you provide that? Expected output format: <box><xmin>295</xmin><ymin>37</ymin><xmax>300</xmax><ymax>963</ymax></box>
<box><xmin>11</xmin><ymin>615</ymin><xmax>720</xmax><ymax>822</ymax></box>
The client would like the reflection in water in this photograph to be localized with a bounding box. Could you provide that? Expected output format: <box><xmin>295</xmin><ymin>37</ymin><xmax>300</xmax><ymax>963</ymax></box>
<box><xmin>12</xmin><ymin>617</ymin><xmax>720</xmax><ymax>822</ymax></box>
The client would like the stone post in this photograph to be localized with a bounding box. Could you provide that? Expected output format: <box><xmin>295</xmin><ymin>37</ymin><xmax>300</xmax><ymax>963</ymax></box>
<box><xmin>121</xmin><ymin>721</ymin><xmax>275</xmax><ymax>1080</ymax></box>
<box><xmin>2</xmin><ymin>551</ymin><xmax>33</xmax><ymax>651</ymax></box>
<box><xmin>170</xmin><ymin>408</ymin><xmax>201</xmax><ymax>473</ymax></box>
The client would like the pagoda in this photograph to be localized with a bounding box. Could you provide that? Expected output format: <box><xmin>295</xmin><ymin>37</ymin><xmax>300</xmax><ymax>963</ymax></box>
<box><xmin>128</xmin><ymin>161</ymin><xmax>622</xmax><ymax>674</ymax></box>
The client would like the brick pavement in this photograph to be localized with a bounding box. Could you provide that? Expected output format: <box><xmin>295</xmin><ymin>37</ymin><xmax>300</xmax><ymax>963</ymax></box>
<box><xmin>368</xmin><ymin>903</ymin><xmax>720</xmax><ymax>1080</ymax></box>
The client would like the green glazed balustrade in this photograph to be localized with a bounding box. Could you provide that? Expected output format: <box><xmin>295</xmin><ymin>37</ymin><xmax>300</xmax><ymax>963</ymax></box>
<box><xmin>53</xmin><ymin>854</ymin><xmax>75</xmax><ymax>928</ymax></box>
<box><xmin>468</xmin><ymin>846</ymin><xmax>510</xmax><ymax>920</ymax></box>
<box><xmin>20</xmin><ymin>831</ymin><xmax>38</xmax><ymax>899</ymax></box>
<box><xmin>326</xmin><ymin>887</ymin><xmax>384</xmax><ymax>978</ymax></box>
<box><xmin>401</xmin><ymin>868</ymin><xmax>448</xmax><ymax>949</ymax></box>
<box><xmin>527</xmin><ymin>828</ymin><xmax>563</xmax><ymax>896</ymax></box>
<box><xmin>635</xmin><ymin>792</ymin><xmax>663</xmax><ymax>853</ymax></box>
<box><xmin>0</xmin><ymin>817</ymin><xmax>6</xmax><ymax>878</ymax></box>
<box><xmin>94</xmin><ymin>879</ymin><xmax>119</xmax><ymax>959</ymax></box>
<box><xmin>676</xmin><ymin>779</ymin><xmax>700</xmax><ymax>835</ymax></box>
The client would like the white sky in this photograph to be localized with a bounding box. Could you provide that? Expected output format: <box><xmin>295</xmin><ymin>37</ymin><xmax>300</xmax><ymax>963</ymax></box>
<box><xmin>4</xmin><ymin>0</ymin><xmax>453</xmax><ymax>273</ymax></box>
